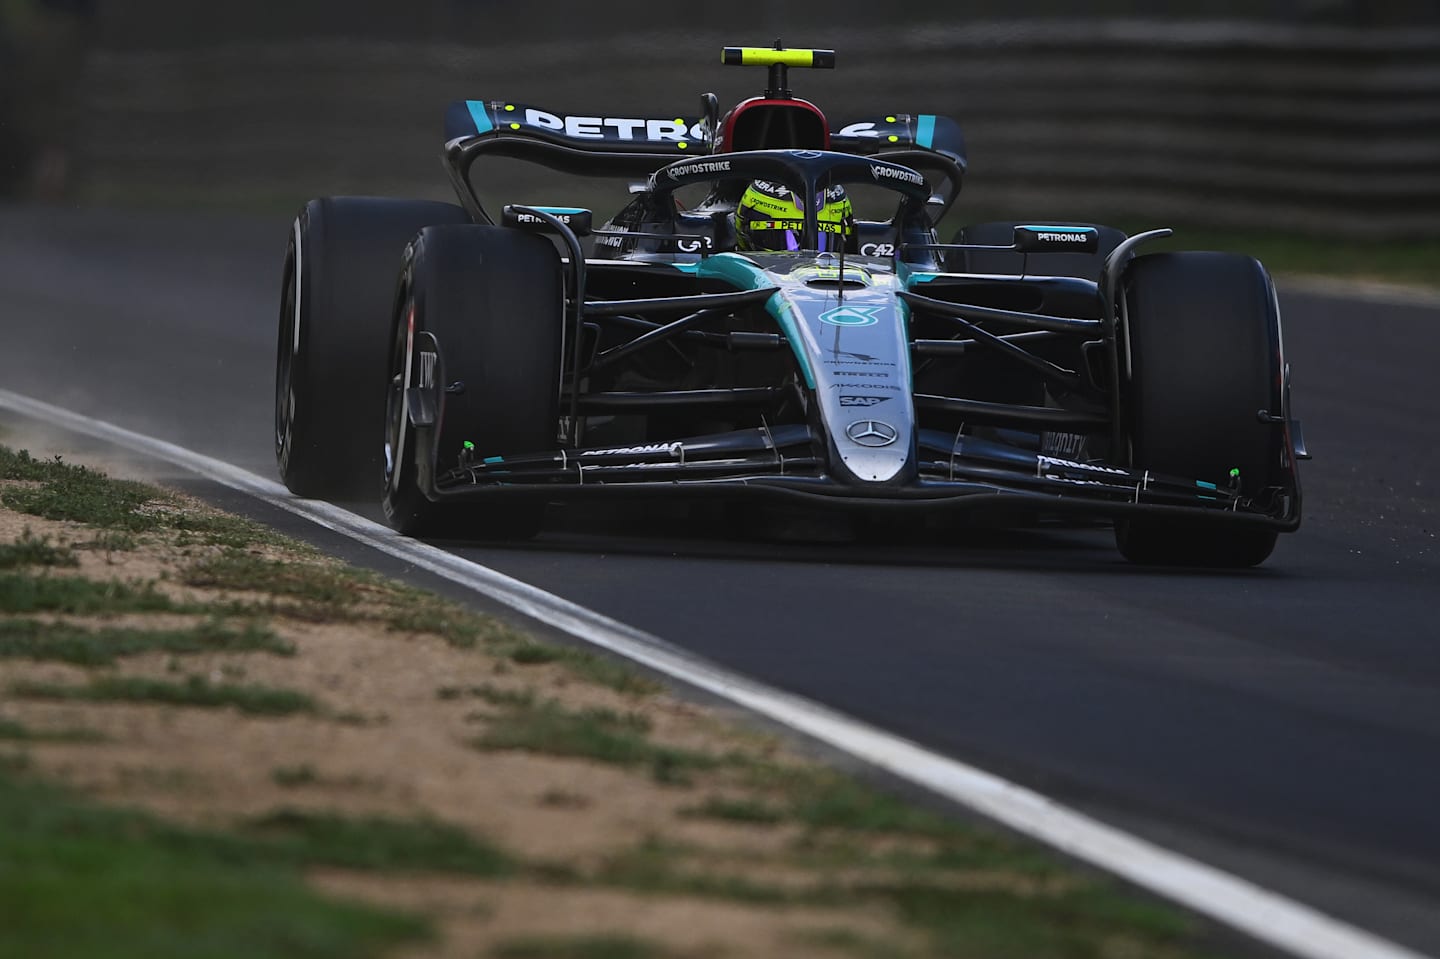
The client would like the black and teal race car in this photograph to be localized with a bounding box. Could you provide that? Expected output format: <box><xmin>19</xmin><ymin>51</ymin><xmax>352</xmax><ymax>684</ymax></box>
<box><xmin>275</xmin><ymin>44</ymin><xmax>1306</xmax><ymax>566</ymax></box>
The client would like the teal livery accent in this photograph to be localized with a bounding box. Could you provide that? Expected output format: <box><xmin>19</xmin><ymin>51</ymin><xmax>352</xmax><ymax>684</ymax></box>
<box><xmin>890</xmin><ymin>265</ymin><xmax>924</xmax><ymax>389</ymax></box>
<box><xmin>531</xmin><ymin>206</ymin><xmax>588</xmax><ymax>215</ymax></box>
<box><xmin>483</xmin><ymin>455</ymin><xmax>504</xmax><ymax>464</ymax></box>
<box><xmin>896</xmin><ymin>296</ymin><xmax>915</xmax><ymax>389</ymax></box>
<box><xmin>466</xmin><ymin>101</ymin><xmax>494</xmax><ymax>136</ymax></box>
<box><xmin>667</xmin><ymin>262</ymin><xmax>700</xmax><ymax>275</ymax></box>
<box><xmin>819</xmin><ymin>305</ymin><xmax>881</xmax><ymax>327</ymax></box>
<box><xmin>1018</xmin><ymin>225</ymin><xmax>1092</xmax><ymax>233</ymax></box>
<box><xmin>915</xmin><ymin>114</ymin><xmax>937</xmax><ymax>150</ymax></box>
<box><xmin>697</xmin><ymin>254</ymin><xmax>816</xmax><ymax>388</ymax></box>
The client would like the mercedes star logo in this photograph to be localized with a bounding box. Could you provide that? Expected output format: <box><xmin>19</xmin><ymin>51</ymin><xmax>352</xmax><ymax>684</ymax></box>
<box><xmin>845</xmin><ymin>420</ymin><xmax>898</xmax><ymax>447</ymax></box>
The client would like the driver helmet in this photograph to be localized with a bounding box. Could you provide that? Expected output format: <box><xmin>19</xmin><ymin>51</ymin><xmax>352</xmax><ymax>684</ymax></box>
<box><xmin>736</xmin><ymin>179</ymin><xmax>853</xmax><ymax>252</ymax></box>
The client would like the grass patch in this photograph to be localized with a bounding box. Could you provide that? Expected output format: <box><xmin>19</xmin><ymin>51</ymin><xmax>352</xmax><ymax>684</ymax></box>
<box><xmin>0</xmin><ymin>571</ymin><xmax>179</xmax><ymax>615</ymax></box>
<box><xmin>864</xmin><ymin>881</ymin><xmax>1200</xmax><ymax>959</ymax></box>
<box><xmin>490</xmin><ymin>637</ymin><xmax>663</xmax><ymax>696</ymax></box>
<box><xmin>72</xmin><ymin>530</ymin><xmax>141</xmax><ymax>553</ymax></box>
<box><xmin>0</xmin><ymin>618</ymin><xmax>292</xmax><ymax>666</ymax></box>
<box><xmin>0</xmin><ymin>447</ymin><xmax>74</xmax><ymax>482</ymax></box>
<box><xmin>270</xmin><ymin>763</ymin><xmax>319</xmax><ymax>787</ymax></box>
<box><xmin>182</xmin><ymin>551</ymin><xmax>365</xmax><ymax>616</ymax></box>
<box><xmin>440</xmin><ymin>679</ymin><xmax>538</xmax><ymax>708</ymax></box>
<box><xmin>787</xmin><ymin>776</ymin><xmax>968</xmax><ymax>838</ymax></box>
<box><xmin>491</xmin><ymin>934</ymin><xmax>665</xmax><ymax>959</ymax></box>
<box><xmin>385</xmin><ymin>588</ymin><xmax>496</xmax><ymax>649</ymax></box>
<box><xmin>0</xmin><ymin>531</ymin><xmax>77</xmax><ymax>569</ymax></box>
<box><xmin>168</xmin><ymin>510</ymin><xmax>292</xmax><ymax>550</ymax></box>
<box><xmin>588</xmin><ymin>836</ymin><xmax>793</xmax><ymax>905</ymax></box>
<box><xmin>0</xmin><ymin>768</ymin><xmax>429</xmax><ymax>959</ymax></box>
<box><xmin>788</xmin><ymin>926</ymin><xmax>915</xmax><ymax>959</ymax></box>
<box><xmin>248</xmin><ymin>808</ymin><xmax>514</xmax><ymax>876</ymax></box>
<box><xmin>12</xmin><ymin>675</ymin><xmax>317</xmax><ymax>717</ymax></box>
<box><xmin>0</xmin><ymin>450</ymin><xmax>164</xmax><ymax>531</ymax></box>
<box><xmin>0</xmin><ymin>717</ymin><xmax>105</xmax><ymax>743</ymax></box>
<box><xmin>740</xmin><ymin>764</ymin><xmax>971</xmax><ymax>840</ymax></box>
<box><xmin>682</xmin><ymin>795</ymin><xmax>786</xmax><ymax>826</ymax></box>
<box><xmin>474</xmin><ymin>697</ymin><xmax>718</xmax><ymax>784</ymax></box>
<box><xmin>785</xmin><ymin>830</ymin><xmax>1060</xmax><ymax>881</ymax></box>
<box><xmin>0</xmin><ymin>447</ymin><xmax>293</xmax><ymax>549</ymax></box>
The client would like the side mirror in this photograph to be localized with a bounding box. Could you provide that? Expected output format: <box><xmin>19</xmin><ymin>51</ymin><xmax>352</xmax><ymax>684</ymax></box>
<box><xmin>924</xmin><ymin>193</ymin><xmax>948</xmax><ymax>226</ymax></box>
<box><xmin>1013</xmin><ymin>225</ymin><xmax>1099</xmax><ymax>254</ymax></box>
<box><xmin>502</xmin><ymin>205</ymin><xmax>593</xmax><ymax>238</ymax></box>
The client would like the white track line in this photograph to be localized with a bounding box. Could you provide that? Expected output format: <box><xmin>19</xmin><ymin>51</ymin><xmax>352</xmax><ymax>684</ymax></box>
<box><xmin>0</xmin><ymin>387</ymin><xmax>1427</xmax><ymax>959</ymax></box>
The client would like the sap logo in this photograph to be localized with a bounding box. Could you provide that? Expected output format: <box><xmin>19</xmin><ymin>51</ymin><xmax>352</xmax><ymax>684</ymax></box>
<box><xmin>839</xmin><ymin>394</ymin><xmax>890</xmax><ymax>407</ymax></box>
<box><xmin>523</xmin><ymin>109</ymin><xmax>701</xmax><ymax>141</ymax></box>
<box><xmin>870</xmin><ymin>164</ymin><xmax>924</xmax><ymax>186</ymax></box>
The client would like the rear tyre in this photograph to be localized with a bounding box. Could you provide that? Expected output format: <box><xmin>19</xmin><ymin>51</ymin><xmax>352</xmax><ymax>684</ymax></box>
<box><xmin>382</xmin><ymin>225</ymin><xmax>563</xmax><ymax>539</ymax></box>
<box><xmin>276</xmin><ymin>196</ymin><xmax>469</xmax><ymax>499</ymax></box>
<box><xmin>1115</xmin><ymin>252</ymin><xmax>1284</xmax><ymax>567</ymax></box>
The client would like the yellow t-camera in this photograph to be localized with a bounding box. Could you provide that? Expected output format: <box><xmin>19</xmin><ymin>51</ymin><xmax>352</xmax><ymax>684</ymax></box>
<box><xmin>721</xmin><ymin>47</ymin><xmax>837</xmax><ymax>69</ymax></box>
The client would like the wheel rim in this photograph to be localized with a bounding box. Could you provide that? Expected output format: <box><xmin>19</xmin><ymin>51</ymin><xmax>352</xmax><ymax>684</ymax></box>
<box><xmin>383</xmin><ymin>298</ymin><xmax>416</xmax><ymax>494</ymax></box>
<box><xmin>275</xmin><ymin>249</ymin><xmax>297</xmax><ymax>461</ymax></box>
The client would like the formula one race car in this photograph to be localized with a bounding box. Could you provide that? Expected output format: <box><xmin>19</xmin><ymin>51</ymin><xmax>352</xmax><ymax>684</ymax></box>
<box><xmin>276</xmin><ymin>44</ymin><xmax>1307</xmax><ymax>566</ymax></box>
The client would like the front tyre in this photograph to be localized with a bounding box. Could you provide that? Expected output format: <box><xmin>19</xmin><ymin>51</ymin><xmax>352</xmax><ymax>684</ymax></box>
<box><xmin>382</xmin><ymin>225</ymin><xmax>564</xmax><ymax>539</ymax></box>
<box><xmin>276</xmin><ymin>196</ymin><xmax>469</xmax><ymax>499</ymax></box>
<box><xmin>1115</xmin><ymin>252</ymin><xmax>1287</xmax><ymax>567</ymax></box>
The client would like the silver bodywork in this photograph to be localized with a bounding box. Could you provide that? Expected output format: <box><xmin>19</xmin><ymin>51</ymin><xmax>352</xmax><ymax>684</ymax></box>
<box><xmin>722</xmin><ymin>251</ymin><xmax>916</xmax><ymax>485</ymax></box>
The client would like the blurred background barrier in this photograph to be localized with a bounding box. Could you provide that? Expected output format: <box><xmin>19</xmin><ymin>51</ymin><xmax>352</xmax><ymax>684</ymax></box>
<box><xmin>4</xmin><ymin>2</ymin><xmax>1438</xmax><ymax>239</ymax></box>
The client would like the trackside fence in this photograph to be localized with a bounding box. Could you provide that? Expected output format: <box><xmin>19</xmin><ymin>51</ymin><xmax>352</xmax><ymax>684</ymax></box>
<box><xmin>82</xmin><ymin>20</ymin><xmax>1440</xmax><ymax>238</ymax></box>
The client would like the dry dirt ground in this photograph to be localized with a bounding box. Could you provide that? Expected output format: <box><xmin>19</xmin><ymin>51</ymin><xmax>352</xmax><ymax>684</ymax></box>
<box><xmin>0</xmin><ymin>472</ymin><xmax>940</xmax><ymax>958</ymax></box>
<box><xmin>0</xmin><ymin>426</ymin><xmax>1217</xmax><ymax>959</ymax></box>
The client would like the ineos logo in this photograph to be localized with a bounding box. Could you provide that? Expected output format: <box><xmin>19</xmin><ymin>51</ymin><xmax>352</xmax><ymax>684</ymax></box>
<box><xmin>845</xmin><ymin>420</ymin><xmax>898</xmax><ymax>447</ymax></box>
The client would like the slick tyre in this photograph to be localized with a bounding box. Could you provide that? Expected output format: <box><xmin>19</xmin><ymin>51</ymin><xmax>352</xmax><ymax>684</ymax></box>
<box><xmin>1115</xmin><ymin>252</ymin><xmax>1285</xmax><ymax>567</ymax></box>
<box><xmin>382</xmin><ymin>225</ymin><xmax>563</xmax><ymax>540</ymax></box>
<box><xmin>276</xmin><ymin>196</ymin><xmax>469</xmax><ymax>499</ymax></box>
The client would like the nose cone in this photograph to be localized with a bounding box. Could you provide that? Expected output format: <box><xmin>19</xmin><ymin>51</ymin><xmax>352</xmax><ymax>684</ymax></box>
<box><xmin>838</xmin><ymin>419</ymin><xmax>907</xmax><ymax>482</ymax></box>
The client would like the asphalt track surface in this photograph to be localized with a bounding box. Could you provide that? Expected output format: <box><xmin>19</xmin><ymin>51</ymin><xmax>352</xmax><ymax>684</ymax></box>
<box><xmin>3</xmin><ymin>206</ymin><xmax>1438</xmax><ymax>955</ymax></box>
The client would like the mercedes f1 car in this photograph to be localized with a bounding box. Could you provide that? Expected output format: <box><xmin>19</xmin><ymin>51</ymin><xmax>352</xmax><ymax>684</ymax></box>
<box><xmin>276</xmin><ymin>45</ymin><xmax>1307</xmax><ymax>566</ymax></box>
